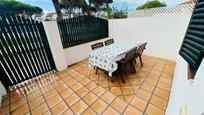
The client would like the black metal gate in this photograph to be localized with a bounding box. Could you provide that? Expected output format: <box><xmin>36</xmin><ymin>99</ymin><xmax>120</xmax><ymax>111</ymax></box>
<box><xmin>0</xmin><ymin>14</ymin><xmax>56</xmax><ymax>90</ymax></box>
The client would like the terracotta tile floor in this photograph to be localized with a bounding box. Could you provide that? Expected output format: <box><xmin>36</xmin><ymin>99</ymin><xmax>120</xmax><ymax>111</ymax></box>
<box><xmin>0</xmin><ymin>55</ymin><xmax>176</xmax><ymax>115</ymax></box>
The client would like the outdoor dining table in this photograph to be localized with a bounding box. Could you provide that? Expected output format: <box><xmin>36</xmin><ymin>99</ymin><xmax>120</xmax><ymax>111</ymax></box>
<box><xmin>89</xmin><ymin>42</ymin><xmax>139</xmax><ymax>76</ymax></box>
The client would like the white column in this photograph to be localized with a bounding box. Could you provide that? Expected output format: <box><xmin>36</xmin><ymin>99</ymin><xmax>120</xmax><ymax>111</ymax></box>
<box><xmin>108</xmin><ymin>20</ymin><xmax>114</xmax><ymax>39</ymax></box>
<box><xmin>43</xmin><ymin>21</ymin><xmax>67</xmax><ymax>71</ymax></box>
<box><xmin>0</xmin><ymin>81</ymin><xmax>6</xmax><ymax>107</ymax></box>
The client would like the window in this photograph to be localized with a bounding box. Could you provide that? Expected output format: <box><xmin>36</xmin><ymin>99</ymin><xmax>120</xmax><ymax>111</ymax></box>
<box><xmin>179</xmin><ymin>0</ymin><xmax>204</xmax><ymax>79</ymax></box>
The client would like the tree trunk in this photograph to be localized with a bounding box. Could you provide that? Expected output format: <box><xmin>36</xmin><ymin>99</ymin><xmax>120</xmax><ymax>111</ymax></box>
<box><xmin>52</xmin><ymin>0</ymin><xmax>63</xmax><ymax>20</ymax></box>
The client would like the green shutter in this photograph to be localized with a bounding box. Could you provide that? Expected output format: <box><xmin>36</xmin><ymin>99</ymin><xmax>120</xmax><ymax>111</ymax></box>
<box><xmin>179</xmin><ymin>0</ymin><xmax>204</xmax><ymax>72</ymax></box>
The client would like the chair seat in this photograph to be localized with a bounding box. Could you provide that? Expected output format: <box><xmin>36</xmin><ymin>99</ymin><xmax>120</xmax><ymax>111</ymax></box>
<box><xmin>118</xmin><ymin>59</ymin><xmax>125</xmax><ymax>64</ymax></box>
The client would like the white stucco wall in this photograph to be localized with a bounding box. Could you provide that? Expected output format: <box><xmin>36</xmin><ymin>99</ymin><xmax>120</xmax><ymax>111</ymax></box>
<box><xmin>44</xmin><ymin>13</ymin><xmax>192</xmax><ymax>67</ymax></box>
<box><xmin>0</xmin><ymin>82</ymin><xmax>6</xmax><ymax>106</ymax></box>
<box><xmin>42</xmin><ymin>21</ymin><xmax>110</xmax><ymax>67</ymax></box>
<box><xmin>109</xmin><ymin>13</ymin><xmax>191</xmax><ymax>61</ymax></box>
<box><xmin>43</xmin><ymin>21</ymin><xmax>67</xmax><ymax>71</ymax></box>
<box><xmin>166</xmin><ymin>58</ymin><xmax>204</xmax><ymax>115</ymax></box>
<box><xmin>64</xmin><ymin>38</ymin><xmax>110</xmax><ymax>66</ymax></box>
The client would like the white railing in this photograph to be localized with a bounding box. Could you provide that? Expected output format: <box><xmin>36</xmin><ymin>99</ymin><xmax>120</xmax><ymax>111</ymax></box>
<box><xmin>128</xmin><ymin>4</ymin><xmax>195</xmax><ymax>18</ymax></box>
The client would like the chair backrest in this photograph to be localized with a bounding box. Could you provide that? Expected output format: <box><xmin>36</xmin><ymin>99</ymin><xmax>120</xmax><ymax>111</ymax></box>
<box><xmin>123</xmin><ymin>48</ymin><xmax>137</xmax><ymax>64</ymax></box>
<box><xmin>104</xmin><ymin>39</ymin><xmax>114</xmax><ymax>46</ymax></box>
<box><xmin>91</xmin><ymin>42</ymin><xmax>104</xmax><ymax>50</ymax></box>
<box><xmin>136</xmin><ymin>42</ymin><xmax>147</xmax><ymax>56</ymax></box>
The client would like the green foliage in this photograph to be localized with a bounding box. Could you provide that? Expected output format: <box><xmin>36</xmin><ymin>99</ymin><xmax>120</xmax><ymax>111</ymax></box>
<box><xmin>59</xmin><ymin>0</ymin><xmax>113</xmax><ymax>17</ymax></box>
<box><xmin>0</xmin><ymin>0</ymin><xmax>43</xmax><ymax>15</ymax></box>
<box><xmin>33</xmin><ymin>6</ymin><xmax>43</xmax><ymax>13</ymax></box>
<box><xmin>136</xmin><ymin>0</ymin><xmax>167</xmax><ymax>10</ymax></box>
<box><xmin>112</xmin><ymin>10</ymin><xmax>127</xmax><ymax>19</ymax></box>
<box><xmin>89</xmin><ymin>0</ymin><xmax>113</xmax><ymax>13</ymax></box>
<box><xmin>105</xmin><ymin>7</ymin><xmax>112</xmax><ymax>18</ymax></box>
<box><xmin>60</xmin><ymin>0</ymin><xmax>81</xmax><ymax>9</ymax></box>
<box><xmin>89</xmin><ymin>0</ymin><xmax>113</xmax><ymax>7</ymax></box>
<box><xmin>60</xmin><ymin>0</ymin><xmax>91</xmax><ymax>15</ymax></box>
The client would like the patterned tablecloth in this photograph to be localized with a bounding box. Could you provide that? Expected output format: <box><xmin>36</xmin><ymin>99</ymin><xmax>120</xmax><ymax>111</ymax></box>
<box><xmin>89</xmin><ymin>42</ymin><xmax>139</xmax><ymax>76</ymax></box>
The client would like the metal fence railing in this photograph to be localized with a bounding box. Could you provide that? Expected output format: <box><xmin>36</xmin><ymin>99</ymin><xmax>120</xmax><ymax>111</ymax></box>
<box><xmin>57</xmin><ymin>16</ymin><xmax>109</xmax><ymax>48</ymax></box>
<box><xmin>0</xmin><ymin>14</ymin><xmax>56</xmax><ymax>89</ymax></box>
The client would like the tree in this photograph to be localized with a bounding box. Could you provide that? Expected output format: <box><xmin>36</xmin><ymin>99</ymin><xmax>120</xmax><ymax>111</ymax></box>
<box><xmin>104</xmin><ymin>7</ymin><xmax>112</xmax><ymax>19</ymax></box>
<box><xmin>136</xmin><ymin>0</ymin><xmax>167</xmax><ymax>10</ymax></box>
<box><xmin>52</xmin><ymin>0</ymin><xmax>63</xmax><ymax>20</ymax></box>
<box><xmin>89</xmin><ymin>0</ymin><xmax>113</xmax><ymax>17</ymax></box>
<box><xmin>34</xmin><ymin>6</ymin><xmax>43</xmax><ymax>14</ymax></box>
<box><xmin>59</xmin><ymin>0</ymin><xmax>92</xmax><ymax>17</ymax></box>
<box><xmin>0</xmin><ymin>0</ymin><xmax>43</xmax><ymax>15</ymax></box>
<box><xmin>112</xmin><ymin>10</ymin><xmax>127</xmax><ymax>19</ymax></box>
<box><xmin>56</xmin><ymin>0</ymin><xmax>113</xmax><ymax>18</ymax></box>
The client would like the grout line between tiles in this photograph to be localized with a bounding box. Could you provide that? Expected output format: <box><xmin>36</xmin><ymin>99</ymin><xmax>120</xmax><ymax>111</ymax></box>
<box><xmin>57</xmin><ymin>72</ymin><xmax>100</xmax><ymax>114</ymax></box>
<box><xmin>142</xmin><ymin>60</ymin><xmax>167</xmax><ymax>114</ymax></box>
<box><xmin>24</xmin><ymin>89</ymin><xmax>32</xmax><ymax>115</ymax></box>
<box><xmin>8</xmin><ymin>89</ymin><xmax>11</xmax><ymax>115</ymax></box>
<box><xmin>3</xmin><ymin>56</ymin><xmax>175</xmax><ymax>115</ymax></box>
<box><xmin>34</xmin><ymin>75</ymin><xmax>54</xmax><ymax>115</ymax></box>
<box><xmin>67</xmin><ymin>68</ymin><xmax>126</xmax><ymax>114</ymax></box>
<box><xmin>122</xmin><ymin>59</ymin><xmax>158</xmax><ymax>114</ymax></box>
<box><xmin>49</xmin><ymin>79</ymin><xmax>75</xmax><ymax>114</ymax></box>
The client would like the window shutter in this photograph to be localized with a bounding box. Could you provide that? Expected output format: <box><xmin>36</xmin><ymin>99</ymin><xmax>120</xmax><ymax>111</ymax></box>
<box><xmin>179</xmin><ymin>0</ymin><xmax>204</xmax><ymax>73</ymax></box>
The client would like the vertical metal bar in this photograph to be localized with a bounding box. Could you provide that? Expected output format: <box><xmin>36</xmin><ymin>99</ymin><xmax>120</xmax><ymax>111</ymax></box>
<box><xmin>25</xmin><ymin>18</ymin><xmax>47</xmax><ymax>73</ymax></box>
<box><xmin>16</xmin><ymin>16</ymin><xmax>40</xmax><ymax>75</ymax></box>
<box><xmin>0</xmin><ymin>15</ymin><xmax>23</xmax><ymax>82</ymax></box>
<box><xmin>17</xmin><ymin>16</ymin><xmax>41</xmax><ymax>75</ymax></box>
<box><xmin>3</xmin><ymin>15</ymin><xmax>29</xmax><ymax>80</ymax></box>
<box><xmin>10</xmin><ymin>16</ymin><xmax>35</xmax><ymax>77</ymax></box>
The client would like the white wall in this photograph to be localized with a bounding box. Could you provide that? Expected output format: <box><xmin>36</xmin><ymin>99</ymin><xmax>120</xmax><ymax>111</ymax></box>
<box><xmin>109</xmin><ymin>13</ymin><xmax>192</xmax><ymax>61</ymax></box>
<box><xmin>45</xmin><ymin>13</ymin><xmax>192</xmax><ymax>66</ymax></box>
<box><xmin>166</xmin><ymin>57</ymin><xmax>204</xmax><ymax>115</ymax></box>
<box><xmin>0</xmin><ymin>82</ymin><xmax>6</xmax><ymax>106</ymax></box>
<box><xmin>64</xmin><ymin>38</ymin><xmax>110</xmax><ymax>66</ymax></box>
<box><xmin>43</xmin><ymin>21</ymin><xmax>110</xmax><ymax>67</ymax></box>
<box><xmin>43</xmin><ymin>21</ymin><xmax>67</xmax><ymax>71</ymax></box>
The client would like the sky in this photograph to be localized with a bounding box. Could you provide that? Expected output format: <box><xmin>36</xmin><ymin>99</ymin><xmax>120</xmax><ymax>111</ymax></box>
<box><xmin>16</xmin><ymin>0</ymin><xmax>187</xmax><ymax>12</ymax></box>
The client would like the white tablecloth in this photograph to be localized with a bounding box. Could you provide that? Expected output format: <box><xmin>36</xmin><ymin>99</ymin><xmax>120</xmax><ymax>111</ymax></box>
<box><xmin>89</xmin><ymin>42</ymin><xmax>139</xmax><ymax>76</ymax></box>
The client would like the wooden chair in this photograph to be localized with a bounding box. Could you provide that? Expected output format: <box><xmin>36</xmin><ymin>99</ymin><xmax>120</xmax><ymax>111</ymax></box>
<box><xmin>135</xmin><ymin>42</ymin><xmax>147</xmax><ymax>67</ymax></box>
<box><xmin>91</xmin><ymin>42</ymin><xmax>104</xmax><ymax>74</ymax></box>
<box><xmin>104</xmin><ymin>39</ymin><xmax>114</xmax><ymax>46</ymax></box>
<box><xmin>91</xmin><ymin>42</ymin><xmax>104</xmax><ymax>50</ymax></box>
<box><xmin>117</xmin><ymin>48</ymin><xmax>137</xmax><ymax>83</ymax></box>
